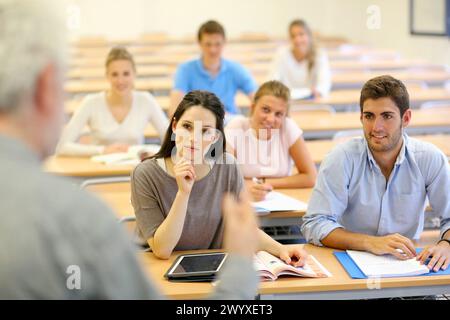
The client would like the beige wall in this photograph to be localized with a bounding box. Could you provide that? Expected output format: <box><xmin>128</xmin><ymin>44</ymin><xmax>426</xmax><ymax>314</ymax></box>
<box><xmin>68</xmin><ymin>0</ymin><xmax>450</xmax><ymax>66</ymax></box>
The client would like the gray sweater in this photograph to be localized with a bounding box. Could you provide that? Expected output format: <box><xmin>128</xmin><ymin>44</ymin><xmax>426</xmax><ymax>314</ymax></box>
<box><xmin>131</xmin><ymin>154</ymin><xmax>243</xmax><ymax>250</ymax></box>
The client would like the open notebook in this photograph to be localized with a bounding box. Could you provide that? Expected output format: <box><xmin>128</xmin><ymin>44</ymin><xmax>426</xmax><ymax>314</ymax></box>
<box><xmin>254</xmin><ymin>251</ymin><xmax>331</xmax><ymax>281</ymax></box>
<box><xmin>347</xmin><ymin>250</ymin><xmax>430</xmax><ymax>278</ymax></box>
<box><xmin>90</xmin><ymin>144</ymin><xmax>160</xmax><ymax>166</ymax></box>
<box><xmin>251</xmin><ymin>191</ymin><xmax>308</xmax><ymax>213</ymax></box>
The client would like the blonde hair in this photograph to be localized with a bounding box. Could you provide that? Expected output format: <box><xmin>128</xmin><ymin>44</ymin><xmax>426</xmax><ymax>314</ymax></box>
<box><xmin>105</xmin><ymin>46</ymin><xmax>136</xmax><ymax>72</ymax></box>
<box><xmin>289</xmin><ymin>19</ymin><xmax>316</xmax><ymax>72</ymax></box>
<box><xmin>254</xmin><ymin>80</ymin><xmax>290</xmax><ymax>104</ymax></box>
<box><xmin>252</xmin><ymin>81</ymin><xmax>290</xmax><ymax>115</ymax></box>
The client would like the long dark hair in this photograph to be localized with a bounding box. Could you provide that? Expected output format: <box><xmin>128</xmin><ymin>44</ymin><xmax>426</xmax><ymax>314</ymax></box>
<box><xmin>148</xmin><ymin>90</ymin><xmax>226</xmax><ymax>161</ymax></box>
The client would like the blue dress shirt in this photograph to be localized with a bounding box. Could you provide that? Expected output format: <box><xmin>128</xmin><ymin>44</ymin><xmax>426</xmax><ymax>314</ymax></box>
<box><xmin>301</xmin><ymin>134</ymin><xmax>450</xmax><ymax>246</ymax></box>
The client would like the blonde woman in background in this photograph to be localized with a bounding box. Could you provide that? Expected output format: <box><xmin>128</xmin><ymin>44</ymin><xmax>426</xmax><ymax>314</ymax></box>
<box><xmin>57</xmin><ymin>47</ymin><xmax>168</xmax><ymax>156</ymax></box>
<box><xmin>225</xmin><ymin>80</ymin><xmax>317</xmax><ymax>201</ymax></box>
<box><xmin>268</xmin><ymin>19</ymin><xmax>331</xmax><ymax>99</ymax></box>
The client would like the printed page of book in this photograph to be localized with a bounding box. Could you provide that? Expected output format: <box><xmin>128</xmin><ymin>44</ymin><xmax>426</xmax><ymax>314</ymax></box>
<box><xmin>255</xmin><ymin>251</ymin><xmax>331</xmax><ymax>281</ymax></box>
<box><xmin>347</xmin><ymin>250</ymin><xmax>430</xmax><ymax>278</ymax></box>
<box><xmin>251</xmin><ymin>191</ymin><xmax>308</xmax><ymax>212</ymax></box>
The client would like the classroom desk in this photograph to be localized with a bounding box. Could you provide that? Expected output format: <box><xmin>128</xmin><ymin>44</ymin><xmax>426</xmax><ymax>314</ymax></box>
<box><xmin>43</xmin><ymin>156</ymin><xmax>134</xmax><ymax>179</ymax></box>
<box><xmin>84</xmin><ymin>182</ymin><xmax>311</xmax><ymax>225</ymax></box>
<box><xmin>332</xmin><ymin>70</ymin><xmax>450</xmax><ymax>89</ymax></box>
<box><xmin>330</xmin><ymin>59</ymin><xmax>446</xmax><ymax>71</ymax></box>
<box><xmin>138</xmin><ymin>244</ymin><xmax>450</xmax><ymax>300</ymax></box>
<box><xmin>142</xmin><ymin>106</ymin><xmax>450</xmax><ymax>139</ymax></box>
<box><xmin>65</xmin><ymin>77</ymin><xmax>173</xmax><ymax>94</ymax></box>
<box><xmin>290</xmin><ymin>107</ymin><xmax>450</xmax><ymax>139</ymax></box>
<box><xmin>67</xmin><ymin>65</ymin><xmax>174</xmax><ymax>79</ymax></box>
<box><xmin>306</xmin><ymin>134</ymin><xmax>450</xmax><ymax>163</ymax></box>
<box><xmin>64</xmin><ymin>86</ymin><xmax>450</xmax><ymax>114</ymax></box>
<box><xmin>70</xmin><ymin>41</ymin><xmax>279</xmax><ymax>57</ymax></box>
<box><xmin>69</xmin><ymin>50</ymin><xmax>273</xmax><ymax>69</ymax></box>
<box><xmin>47</xmin><ymin>134</ymin><xmax>448</xmax><ymax>181</ymax></box>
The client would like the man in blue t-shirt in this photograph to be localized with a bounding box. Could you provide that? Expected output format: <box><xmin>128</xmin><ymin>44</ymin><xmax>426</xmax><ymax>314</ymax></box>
<box><xmin>169</xmin><ymin>20</ymin><xmax>257</xmax><ymax>117</ymax></box>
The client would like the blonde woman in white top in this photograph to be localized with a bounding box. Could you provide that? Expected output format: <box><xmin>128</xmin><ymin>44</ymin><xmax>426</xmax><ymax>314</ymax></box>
<box><xmin>57</xmin><ymin>47</ymin><xmax>168</xmax><ymax>156</ymax></box>
<box><xmin>268</xmin><ymin>19</ymin><xmax>331</xmax><ymax>98</ymax></box>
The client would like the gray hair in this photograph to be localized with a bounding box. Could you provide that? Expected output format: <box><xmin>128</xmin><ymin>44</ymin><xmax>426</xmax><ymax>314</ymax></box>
<box><xmin>0</xmin><ymin>0</ymin><xmax>67</xmax><ymax>113</ymax></box>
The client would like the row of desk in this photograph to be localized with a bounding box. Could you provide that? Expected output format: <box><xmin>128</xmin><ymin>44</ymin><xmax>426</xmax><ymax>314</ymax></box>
<box><xmin>82</xmin><ymin>182</ymin><xmax>449</xmax><ymax>300</ymax></box>
<box><xmin>140</xmin><ymin>107</ymin><xmax>450</xmax><ymax>140</ymax></box>
<box><xmin>65</xmin><ymin>87</ymin><xmax>450</xmax><ymax>115</ymax></box>
<box><xmin>44</xmin><ymin>134</ymin><xmax>450</xmax><ymax>179</ymax></box>
<box><xmin>66</xmin><ymin>59</ymin><xmax>446</xmax><ymax>79</ymax></box>
<box><xmin>64</xmin><ymin>70</ymin><xmax>450</xmax><ymax>94</ymax></box>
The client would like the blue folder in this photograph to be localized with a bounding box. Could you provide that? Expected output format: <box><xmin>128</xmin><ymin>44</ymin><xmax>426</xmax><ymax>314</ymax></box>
<box><xmin>334</xmin><ymin>249</ymin><xmax>450</xmax><ymax>279</ymax></box>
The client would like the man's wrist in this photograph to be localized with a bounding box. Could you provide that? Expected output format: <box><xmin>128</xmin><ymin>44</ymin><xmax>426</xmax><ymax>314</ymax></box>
<box><xmin>361</xmin><ymin>235</ymin><xmax>375</xmax><ymax>252</ymax></box>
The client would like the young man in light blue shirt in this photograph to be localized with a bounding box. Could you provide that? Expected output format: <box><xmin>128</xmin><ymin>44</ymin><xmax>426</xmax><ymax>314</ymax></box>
<box><xmin>301</xmin><ymin>75</ymin><xmax>450</xmax><ymax>272</ymax></box>
<box><xmin>169</xmin><ymin>20</ymin><xmax>257</xmax><ymax>117</ymax></box>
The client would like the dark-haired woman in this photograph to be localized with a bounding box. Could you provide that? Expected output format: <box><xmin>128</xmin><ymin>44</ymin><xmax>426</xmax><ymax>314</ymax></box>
<box><xmin>131</xmin><ymin>90</ymin><xmax>308</xmax><ymax>264</ymax></box>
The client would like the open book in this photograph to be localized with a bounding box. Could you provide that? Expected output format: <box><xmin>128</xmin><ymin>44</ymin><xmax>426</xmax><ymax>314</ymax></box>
<box><xmin>90</xmin><ymin>144</ymin><xmax>160</xmax><ymax>166</ymax></box>
<box><xmin>347</xmin><ymin>250</ymin><xmax>430</xmax><ymax>278</ymax></box>
<box><xmin>251</xmin><ymin>191</ymin><xmax>308</xmax><ymax>213</ymax></box>
<box><xmin>254</xmin><ymin>251</ymin><xmax>331</xmax><ymax>281</ymax></box>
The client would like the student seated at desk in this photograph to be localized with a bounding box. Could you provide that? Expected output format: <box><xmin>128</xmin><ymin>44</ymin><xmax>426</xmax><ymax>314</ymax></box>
<box><xmin>131</xmin><ymin>90</ymin><xmax>308</xmax><ymax>263</ymax></box>
<box><xmin>301</xmin><ymin>75</ymin><xmax>450</xmax><ymax>272</ymax></box>
<box><xmin>56</xmin><ymin>47</ymin><xmax>168</xmax><ymax>156</ymax></box>
<box><xmin>268</xmin><ymin>19</ymin><xmax>331</xmax><ymax>99</ymax></box>
<box><xmin>0</xmin><ymin>0</ymin><xmax>260</xmax><ymax>299</ymax></box>
<box><xmin>225</xmin><ymin>80</ymin><xmax>317</xmax><ymax>201</ymax></box>
<box><xmin>169</xmin><ymin>20</ymin><xmax>257</xmax><ymax>119</ymax></box>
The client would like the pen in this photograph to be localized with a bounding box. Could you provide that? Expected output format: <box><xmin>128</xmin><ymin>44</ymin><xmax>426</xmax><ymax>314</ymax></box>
<box><xmin>252</xmin><ymin>177</ymin><xmax>264</xmax><ymax>184</ymax></box>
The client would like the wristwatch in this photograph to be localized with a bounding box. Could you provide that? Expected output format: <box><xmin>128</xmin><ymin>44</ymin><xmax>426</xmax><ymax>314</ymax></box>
<box><xmin>437</xmin><ymin>239</ymin><xmax>450</xmax><ymax>246</ymax></box>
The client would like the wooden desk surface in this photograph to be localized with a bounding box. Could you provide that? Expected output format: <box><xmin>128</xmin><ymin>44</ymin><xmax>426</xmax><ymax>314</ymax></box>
<box><xmin>142</xmin><ymin>106</ymin><xmax>450</xmax><ymax>138</ymax></box>
<box><xmin>290</xmin><ymin>107</ymin><xmax>450</xmax><ymax>133</ymax></box>
<box><xmin>139</xmin><ymin>243</ymin><xmax>450</xmax><ymax>299</ymax></box>
<box><xmin>65</xmin><ymin>88</ymin><xmax>450</xmax><ymax>114</ymax></box>
<box><xmin>306</xmin><ymin>134</ymin><xmax>450</xmax><ymax>163</ymax></box>
<box><xmin>45</xmin><ymin>134</ymin><xmax>450</xmax><ymax>180</ymax></box>
<box><xmin>64</xmin><ymin>70</ymin><xmax>450</xmax><ymax>94</ymax></box>
<box><xmin>86</xmin><ymin>182</ymin><xmax>312</xmax><ymax>220</ymax></box>
<box><xmin>332</xmin><ymin>70</ymin><xmax>450</xmax><ymax>86</ymax></box>
<box><xmin>43</xmin><ymin>156</ymin><xmax>134</xmax><ymax>177</ymax></box>
<box><xmin>330</xmin><ymin>59</ymin><xmax>445</xmax><ymax>71</ymax></box>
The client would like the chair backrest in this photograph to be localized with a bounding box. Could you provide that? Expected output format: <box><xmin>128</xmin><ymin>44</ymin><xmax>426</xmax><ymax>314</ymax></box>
<box><xmin>79</xmin><ymin>176</ymin><xmax>131</xmax><ymax>190</ymax></box>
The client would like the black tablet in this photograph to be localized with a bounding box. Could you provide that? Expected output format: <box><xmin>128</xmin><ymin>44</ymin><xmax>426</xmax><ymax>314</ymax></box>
<box><xmin>165</xmin><ymin>252</ymin><xmax>228</xmax><ymax>282</ymax></box>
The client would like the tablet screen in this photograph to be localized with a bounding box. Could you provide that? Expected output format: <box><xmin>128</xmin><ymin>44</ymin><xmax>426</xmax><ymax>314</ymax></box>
<box><xmin>171</xmin><ymin>253</ymin><xmax>227</xmax><ymax>275</ymax></box>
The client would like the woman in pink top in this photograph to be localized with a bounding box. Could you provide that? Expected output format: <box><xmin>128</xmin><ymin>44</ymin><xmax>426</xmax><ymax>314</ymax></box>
<box><xmin>225</xmin><ymin>80</ymin><xmax>317</xmax><ymax>201</ymax></box>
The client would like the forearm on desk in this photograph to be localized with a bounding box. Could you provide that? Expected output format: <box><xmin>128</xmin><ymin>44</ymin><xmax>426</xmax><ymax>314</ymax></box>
<box><xmin>151</xmin><ymin>191</ymin><xmax>190</xmax><ymax>259</ymax></box>
<box><xmin>257</xmin><ymin>229</ymin><xmax>283</xmax><ymax>255</ymax></box>
<box><xmin>321</xmin><ymin>228</ymin><xmax>374</xmax><ymax>251</ymax></box>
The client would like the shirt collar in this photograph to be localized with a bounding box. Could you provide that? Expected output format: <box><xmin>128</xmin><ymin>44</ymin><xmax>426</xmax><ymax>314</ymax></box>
<box><xmin>364</xmin><ymin>132</ymin><xmax>409</xmax><ymax>170</ymax></box>
<box><xmin>196</xmin><ymin>57</ymin><xmax>227</xmax><ymax>77</ymax></box>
